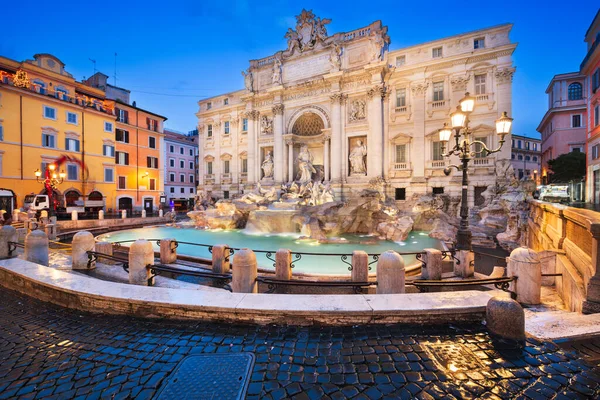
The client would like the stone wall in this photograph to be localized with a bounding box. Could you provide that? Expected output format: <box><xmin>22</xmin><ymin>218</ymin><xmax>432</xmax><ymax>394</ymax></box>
<box><xmin>527</xmin><ymin>200</ymin><xmax>600</xmax><ymax>313</ymax></box>
<box><xmin>57</xmin><ymin>216</ymin><xmax>171</xmax><ymax>232</ymax></box>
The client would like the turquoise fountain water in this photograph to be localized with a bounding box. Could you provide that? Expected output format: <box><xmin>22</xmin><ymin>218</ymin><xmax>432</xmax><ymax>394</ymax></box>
<box><xmin>98</xmin><ymin>226</ymin><xmax>443</xmax><ymax>275</ymax></box>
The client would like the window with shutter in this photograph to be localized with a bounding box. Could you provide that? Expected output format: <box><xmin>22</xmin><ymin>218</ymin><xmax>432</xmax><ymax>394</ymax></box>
<box><xmin>395</xmin><ymin>145</ymin><xmax>406</xmax><ymax>163</ymax></box>
<box><xmin>432</xmin><ymin>141</ymin><xmax>443</xmax><ymax>161</ymax></box>
<box><xmin>474</xmin><ymin>137</ymin><xmax>488</xmax><ymax>158</ymax></box>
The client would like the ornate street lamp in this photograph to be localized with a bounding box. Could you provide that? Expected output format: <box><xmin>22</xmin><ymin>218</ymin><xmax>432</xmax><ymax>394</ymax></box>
<box><xmin>34</xmin><ymin>164</ymin><xmax>66</xmax><ymax>217</ymax></box>
<box><xmin>438</xmin><ymin>92</ymin><xmax>513</xmax><ymax>251</ymax></box>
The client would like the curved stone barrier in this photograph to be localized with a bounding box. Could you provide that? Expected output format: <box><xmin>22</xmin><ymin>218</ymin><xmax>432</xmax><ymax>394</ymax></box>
<box><xmin>0</xmin><ymin>258</ymin><xmax>497</xmax><ymax>326</ymax></box>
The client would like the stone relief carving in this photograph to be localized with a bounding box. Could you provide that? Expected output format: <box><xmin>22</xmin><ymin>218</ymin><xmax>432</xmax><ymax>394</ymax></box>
<box><xmin>261</xmin><ymin>115</ymin><xmax>273</xmax><ymax>134</ymax></box>
<box><xmin>369</xmin><ymin>27</ymin><xmax>389</xmax><ymax>61</ymax></box>
<box><xmin>367</xmin><ymin>85</ymin><xmax>386</xmax><ymax>99</ymax></box>
<box><xmin>241</xmin><ymin>69</ymin><xmax>253</xmax><ymax>92</ymax></box>
<box><xmin>410</xmin><ymin>82</ymin><xmax>429</xmax><ymax>97</ymax></box>
<box><xmin>330</xmin><ymin>93</ymin><xmax>346</xmax><ymax>104</ymax></box>
<box><xmin>246</xmin><ymin>110</ymin><xmax>260</xmax><ymax>121</ymax></box>
<box><xmin>329</xmin><ymin>42</ymin><xmax>343</xmax><ymax>71</ymax></box>
<box><xmin>272</xmin><ymin>104</ymin><xmax>284</xmax><ymax>115</ymax></box>
<box><xmin>495</xmin><ymin>68</ymin><xmax>515</xmax><ymax>84</ymax></box>
<box><xmin>349</xmin><ymin>99</ymin><xmax>366</xmax><ymax>122</ymax></box>
<box><xmin>349</xmin><ymin>140</ymin><xmax>367</xmax><ymax>175</ymax></box>
<box><xmin>450</xmin><ymin>74</ymin><xmax>470</xmax><ymax>92</ymax></box>
<box><xmin>272</xmin><ymin>56</ymin><xmax>283</xmax><ymax>85</ymax></box>
<box><xmin>284</xmin><ymin>9</ymin><xmax>332</xmax><ymax>55</ymax></box>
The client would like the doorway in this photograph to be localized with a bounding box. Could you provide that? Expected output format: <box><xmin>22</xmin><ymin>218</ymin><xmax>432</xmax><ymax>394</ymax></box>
<box><xmin>118</xmin><ymin>197</ymin><xmax>133</xmax><ymax>212</ymax></box>
<box><xmin>144</xmin><ymin>198</ymin><xmax>153</xmax><ymax>215</ymax></box>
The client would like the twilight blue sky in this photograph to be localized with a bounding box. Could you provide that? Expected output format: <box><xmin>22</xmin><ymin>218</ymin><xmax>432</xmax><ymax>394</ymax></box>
<box><xmin>1</xmin><ymin>1</ymin><xmax>598</xmax><ymax>137</ymax></box>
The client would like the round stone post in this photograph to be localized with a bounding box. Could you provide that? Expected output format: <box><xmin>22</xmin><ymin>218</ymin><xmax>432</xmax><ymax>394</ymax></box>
<box><xmin>49</xmin><ymin>216</ymin><xmax>57</xmax><ymax>225</ymax></box>
<box><xmin>0</xmin><ymin>226</ymin><xmax>17</xmax><ymax>258</ymax></box>
<box><xmin>129</xmin><ymin>240</ymin><xmax>154</xmax><ymax>286</ymax></box>
<box><xmin>454</xmin><ymin>250</ymin><xmax>474</xmax><ymax>278</ymax></box>
<box><xmin>351</xmin><ymin>250</ymin><xmax>369</xmax><ymax>282</ymax></box>
<box><xmin>71</xmin><ymin>210</ymin><xmax>78</xmax><ymax>221</ymax></box>
<box><xmin>142</xmin><ymin>210</ymin><xmax>147</xmax><ymax>218</ymax></box>
<box><xmin>95</xmin><ymin>241</ymin><xmax>114</xmax><ymax>264</ymax></box>
<box><xmin>160</xmin><ymin>239</ymin><xmax>177</xmax><ymax>264</ymax></box>
<box><xmin>159</xmin><ymin>209</ymin><xmax>164</xmax><ymax>217</ymax></box>
<box><xmin>12</xmin><ymin>209</ymin><xmax>19</xmax><ymax>222</ymax></box>
<box><xmin>27</xmin><ymin>219</ymin><xmax>38</xmax><ymax>234</ymax></box>
<box><xmin>16</xmin><ymin>228</ymin><xmax>27</xmax><ymax>243</ymax></box>
<box><xmin>276</xmin><ymin>249</ymin><xmax>292</xmax><ymax>280</ymax></box>
<box><xmin>232</xmin><ymin>248</ymin><xmax>257</xmax><ymax>293</ymax></box>
<box><xmin>121</xmin><ymin>210</ymin><xmax>127</xmax><ymax>219</ymax></box>
<box><xmin>98</xmin><ymin>210</ymin><xmax>104</xmax><ymax>220</ymax></box>
<box><xmin>44</xmin><ymin>224</ymin><xmax>57</xmax><ymax>241</ymax></box>
<box><xmin>376</xmin><ymin>251</ymin><xmax>405</xmax><ymax>294</ymax></box>
<box><xmin>72</xmin><ymin>231</ymin><xmax>95</xmax><ymax>270</ymax></box>
<box><xmin>40</xmin><ymin>210</ymin><xmax>49</xmax><ymax>224</ymax></box>
<box><xmin>421</xmin><ymin>248</ymin><xmax>443</xmax><ymax>280</ymax></box>
<box><xmin>24</xmin><ymin>230</ymin><xmax>49</xmax><ymax>266</ymax></box>
<box><xmin>507</xmin><ymin>246</ymin><xmax>542</xmax><ymax>305</ymax></box>
<box><xmin>211</xmin><ymin>244</ymin><xmax>230</xmax><ymax>274</ymax></box>
<box><xmin>486</xmin><ymin>297</ymin><xmax>525</xmax><ymax>342</ymax></box>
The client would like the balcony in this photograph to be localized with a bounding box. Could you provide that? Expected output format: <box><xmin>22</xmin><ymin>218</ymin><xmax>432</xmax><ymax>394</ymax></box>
<box><xmin>204</xmin><ymin>174</ymin><xmax>215</xmax><ymax>184</ymax></box>
<box><xmin>394</xmin><ymin>162</ymin><xmax>410</xmax><ymax>170</ymax></box>
<box><xmin>426</xmin><ymin>100</ymin><xmax>450</xmax><ymax>117</ymax></box>
<box><xmin>428</xmin><ymin>160</ymin><xmax>447</xmax><ymax>169</ymax></box>
<box><xmin>475</xmin><ymin>93</ymin><xmax>495</xmax><ymax>110</ymax></box>
<box><xmin>240</xmin><ymin>172</ymin><xmax>248</xmax><ymax>183</ymax></box>
<box><xmin>472</xmin><ymin>157</ymin><xmax>491</xmax><ymax>166</ymax></box>
<box><xmin>394</xmin><ymin>106</ymin><xmax>407</xmax><ymax>113</ymax></box>
<box><xmin>221</xmin><ymin>173</ymin><xmax>232</xmax><ymax>184</ymax></box>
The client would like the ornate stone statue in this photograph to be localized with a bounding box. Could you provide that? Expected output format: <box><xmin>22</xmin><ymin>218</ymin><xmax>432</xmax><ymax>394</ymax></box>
<box><xmin>261</xmin><ymin>115</ymin><xmax>273</xmax><ymax>134</ymax></box>
<box><xmin>284</xmin><ymin>28</ymin><xmax>302</xmax><ymax>55</ymax></box>
<box><xmin>349</xmin><ymin>140</ymin><xmax>367</xmax><ymax>175</ymax></box>
<box><xmin>349</xmin><ymin>100</ymin><xmax>366</xmax><ymax>122</ymax></box>
<box><xmin>261</xmin><ymin>151</ymin><xmax>274</xmax><ymax>179</ymax></box>
<box><xmin>241</xmin><ymin>69</ymin><xmax>253</xmax><ymax>92</ymax></box>
<box><xmin>284</xmin><ymin>10</ymin><xmax>332</xmax><ymax>55</ymax></box>
<box><xmin>369</xmin><ymin>32</ymin><xmax>385</xmax><ymax>61</ymax></box>
<box><xmin>319</xmin><ymin>182</ymin><xmax>335</xmax><ymax>204</ymax></box>
<box><xmin>329</xmin><ymin>42</ymin><xmax>342</xmax><ymax>71</ymax></box>
<box><xmin>296</xmin><ymin>145</ymin><xmax>316</xmax><ymax>183</ymax></box>
<box><xmin>272</xmin><ymin>57</ymin><xmax>282</xmax><ymax>85</ymax></box>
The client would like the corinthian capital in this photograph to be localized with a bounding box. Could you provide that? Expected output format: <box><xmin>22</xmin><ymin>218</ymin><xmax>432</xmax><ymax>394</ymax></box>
<box><xmin>410</xmin><ymin>81</ymin><xmax>428</xmax><ymax>97</ymax></box>
<box><xmin>272</xmin><ymin>104</ymin><xmax>284</xmax><ymax>115</ymax></box>
<box><xmin>495</xmin><ymin>68</ymin><xmax>515</xmax><ymax>84</ymax></box>
<box><xmin>330</xmin><ymin>93</ymin><xmax>346</xmax><ymax>104</ymax></box>
<box><xmin>367</xmin><ymin>84</ymin><xmax>386</xmax><ymax>99</ymax></box>
<box><xmin>246</xmin><ymin>110</ymin><xmax>260</xmax><ymax>120</ymax></box>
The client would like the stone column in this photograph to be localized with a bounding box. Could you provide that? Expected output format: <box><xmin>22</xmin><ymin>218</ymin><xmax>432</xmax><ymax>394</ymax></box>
<box><xmin>95</xmin><ymin>241</ymin><xmax>115</xmax><ymax>264</ymax></box>
<box><xmin>410</xmin><ymin>82</ymin><xmax>428</xmax><ymax>180</ymax></box>
<box><xmin>212</xmin><ymin>244</ymin><xmax>231</xmax><ymax>274</ymax></box>
<box><xmin>159</xmin><ymin>239</ymin><xmax>177</xmax><ymax>264</ymax></box>
<box><xmin>367</xmin><ymin>85</ymin><xmax>384</xmax><ymax>178</ymax></box>
<box><xmin>330</xmin><ymin>93</ymin><xmax>343</xmax><ymax>182</ymax></box>
<box><xmin>287</xmin><ymin>140</ymin><xmax>294</xmax><ymax>182</ymax></box>
<box><xmin>72</xmin><ymin>231</ymin><xmax>95</xmax><ymax>270</ymax></box>
<box><xmin>0</xmin><ymin>225</ymin><xmax>17</xmax><ymax>258</ymax></box>
<box><xmin>421</xmin><ymin>248</ymin><xmax>443</xmax><ymax>280</ymax></box>
<box><xmin>455</xmin><ymin>250</ymin><xmax>474</xmax><ymax>278</ymax></box>
<box><xmin>276</xmin><ymin>249</ymin><xmax>292</xmax><ymax>280</ymax></box>
<box><xmin>129</xmin><ymin>239</ymin><xmax>154</xmax><ymax>286</ymax></box>
<box><xmin>323</xmin><ymin>137</ymin><xmax>330</xmax><ymax>181</ymax></box>
<box><xmin>24</xmin><ymin>230</ymin><xmax>49</xmax><ymax>266</ymax></box>
<box><xmin>584</xmin><ymin>225</ymin><xmax>600</xmax><ymax>313</ymax></box>
<box><xmin>494</xmin><ymin>68</ymin><xmax>515</xmax><ymax>161</ymax></box>
<box><xmin>232</xmin><ymin>248</ymin><xmax>257</xmax><ymax>293</ymax></box>
<box><xmin>273</xmin><ymin>104</ymin><xmax>284</xmax><ymax>183</ymax></box>
<box><xmin>507</xmin><ymin>246</ymin><xmax>541</xmax><ymax>305</ymax></box>
<box><xmin>376</xmin><ymin>250</ymin><xmax>405</xmax><ymax>294</ymax></box>
<box><xmin>246</xmin><ymin>111</ymin><xmax>258</xmax><ymax>184</ymax></box>
<box><xmin>351</xmin><ymin>250</ymin><xmax>369</xmax><ymax>282</ymax></box>
<box><xmin>98</xmin><ymin>210</ymin><xmax>104</xmax><ymax>220</ymax></box>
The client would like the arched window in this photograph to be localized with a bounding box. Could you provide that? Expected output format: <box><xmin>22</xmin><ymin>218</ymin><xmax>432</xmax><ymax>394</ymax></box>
<box><xmin>88</xmin><ymin>191</ymin><xmax>103</xmax><ymax>201</ymax></box>
<box><xmin>568</xmin><ymin>83</ymin><xmax>582</xmax><ymax>100</ymax></box>
<box><xmin>518</xmin><ymin>155</ymin><xmax>523</xmax><ymax>160</ymax></box>
<box><xmin>64</xmin><ymin>190</ymin><xmax>80</xmax><ymax>206</ymax></box>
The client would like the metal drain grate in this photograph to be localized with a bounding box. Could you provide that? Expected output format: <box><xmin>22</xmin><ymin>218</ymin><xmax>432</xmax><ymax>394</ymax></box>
<box><xmin>155</xmin><ymin>353</ymin><xmax>255</xmax><ymax>400</ymax></box>
<box><xmin>426</xmin><ymin>343</ymin><xmax>484</xmax><ymax>372</ymax></box>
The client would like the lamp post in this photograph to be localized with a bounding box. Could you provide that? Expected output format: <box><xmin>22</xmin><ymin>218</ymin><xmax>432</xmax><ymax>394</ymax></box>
<box><xmin>34</xmin><ymin>164</ymin><xmax>66</xmax><ymax>218</ymax></box>
<box><xmin>438</xmin><ymin>92</ymin><xmax>513</xmax><ymax>251</ymax></box>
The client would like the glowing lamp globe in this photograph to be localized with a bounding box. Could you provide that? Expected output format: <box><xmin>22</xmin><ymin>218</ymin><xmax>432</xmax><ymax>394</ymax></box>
<box><xmin>34</xmin><ymin>169</ymin><xmax>41</xmax><ymax>178</ymax></box>
<box><xmin>438</xmin><ymin>123</ymin><xmax>452</xmax><ymax>143</ymax></box>
<box><xmin>450</xmin><ymin>106</ymin><xmax>467</xmax><ymax>130</ymax></box>
<box><xmin>459</xmin><ymin>92</ymin><xmax>476</xmax><ymax>113</ymax></box>
<box><xmin>48</xmin><ymin>164</ymin><xmax>56</xmax><ymax>171</ymax></box>
<box><xmin>59</xmin><ymin>171</ymin><xmax>66</xmax><ymax>179</ymax></box>
<box><xmin>496</xmin><ymin>112</ymin><xmax>513</xmax><ymax>136</ymax></box>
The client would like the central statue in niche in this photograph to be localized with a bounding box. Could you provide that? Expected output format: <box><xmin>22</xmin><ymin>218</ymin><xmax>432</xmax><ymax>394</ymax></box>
<box><xmin>349</xmin><ymin>140</ymin><xmax>367</xmax><ymax>175</ymax></box>
<box><xmin>296</xmin><ymin>145</ymin><xmax>316</xmax><ymax>183</ymax></box>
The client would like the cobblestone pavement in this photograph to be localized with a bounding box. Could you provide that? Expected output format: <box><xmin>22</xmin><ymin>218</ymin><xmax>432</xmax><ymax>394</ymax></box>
<box><xmin>1</xmin><ymin>287</ymin><xmax>600</xmax><ymax>400</ymax></box>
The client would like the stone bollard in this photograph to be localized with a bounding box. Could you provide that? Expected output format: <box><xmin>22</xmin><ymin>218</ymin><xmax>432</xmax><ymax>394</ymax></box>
<box><xmin>486</xmin><ymin>296</ymin><xmax>525</xmax><ymax>342</ymax></box>
<box><xmin>40</xmin><ymin>210</ymin><xmax>48</xmax><ymax>222</ymax></box>
<box><xmin>16</xmin><ymin>228</ymin><xmax>27</xmax><ymax>243</ymax></box>
<box><xmin>44</xmin><ymin>224</ymin><xmax>57</xmax><ymax>241</ymax></box>
<box><xmin>275</xmin><ymin>249</ymin><xmax>292</xmax><ymax>281</ymax></box>
<box><xmin>0</xmin><ymin>226</ymin><xmax>17</xmax><ymax>258</ymax></box>
<box><xmin>211</xmin><ymin>244</ymin><xmax>230</xmax><ymax>274</ymax></box>
<box><xmin>98</xmin><ymin>210</ymin><xmax>104</xmax><ymax>220</ymax></box>
<box><xmin>507</xmin><ymin>246</ymin><xmax>542</xmax><ymax>305</ymax></box>
<box><xmin>160</xmin><ymin>239</ymin><xmax>178</xmax><ymax>264</ymax></box>
<box><xmin>129</xmin><ymin>240</ymin><xmax>154</xmax><ymax>286</ymax></box>
<box><xmin>159</xmin><ymin>209</ymin><xmax>164</xmax><ymax>217</ymax></box>
<box><xmin>421</xmin><ymin>248</ymin><xmax>443</xmax><ymax>280</ymax></box>
<box><xmin>49</xmin><ymin>216</ymin><xmax>57</xmax><ymax>225</ymax></box>
<box><xmin>24</xmin><ymin>230</ymin><xmax>49</xmax><ymax>266</ymax></box>
<box><xmin>376</xmin><ymin>251</ymin><xmax>405</xmax><ymax>294</ymax></box>
<box><xmin>71</xmin><ymin>210</ymin><xmax>78</xmax><ymax>221</ymax></box>
<box><xmin>95</xmin><ymin>241</ymin><xmax>115</xmax><ymax>264</ymax></box>
<box><xmin>455</xmin><ymin>250</ymin><xmax>474</xmax><ymax>278</ymax></box>
<box><xmin>12</xmin><ymin>209</ymin><xmax>19</xmax><ymax>222</ymax></box>
<box><xmin>232</xmin><ymin>248</ymin><xmax>257</xmax><ymax>293</ymax></box>
<box><xmin>351</xmin><ymin>251</ymin><xmax>369</xmax><ymax>282</ymax></box>
<box><xmin>142</xmin><ymin>210</ymin><xmax>147</xmax><ymax>218</ymax></box>
<box><xmin>72</xmin><ymin>231</ymin><xmax>95</xmax><ymax>270</ymax></box>
<box><xmin>27</xmin><ymin>219</ymin><xmax>38</xmax><ymax>234</ymax></box>
<box><xmin>121</xmin><ymin>210</ymin><xmax>127</xmax><ymax>219</ymax></box>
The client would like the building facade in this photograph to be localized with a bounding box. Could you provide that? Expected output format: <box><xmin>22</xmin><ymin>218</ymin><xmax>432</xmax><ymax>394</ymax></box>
<box><xmin>583</xmin><ymin>10</ymin><xmax>600</xmax><ymax>204</ymax></box>
<box><xmin>163</xmin><ymin>129</ymin><xmax>198</xmax><ymax>210</ymax></box>
<box><xmin>537</xmin><ymin>72</ymin><xmax>587</xmax><ymax>184</ymax></box>
<box><xmin>196</xmin><ymin>10</ymin><xmax>516</xmax><ymax>206</ymax></box>
<box><xmin>0</xmin><ymin>54</ymin><xmax>117</xmax><ymax>210</ymax></box>
<box><xmin>510</xmin><ymin>134</ymin><xmax>541</xmax><ymax>183</ymax></box>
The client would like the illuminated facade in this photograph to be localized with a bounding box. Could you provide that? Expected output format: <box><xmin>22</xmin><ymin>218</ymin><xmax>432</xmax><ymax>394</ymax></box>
<box><xmin>164</xmin><ymin>129</ymin><xmax>198</xmax><ymax>209</ymax></box>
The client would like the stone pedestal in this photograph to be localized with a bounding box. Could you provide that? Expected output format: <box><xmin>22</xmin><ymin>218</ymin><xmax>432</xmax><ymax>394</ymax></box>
<box><xmin>16</xmin><ymin>228</ymin><xmax>26</xmax><ymax>243</ymax></box>
<box><xmin>212</xmin><ymin>245</ymin><xmax>231</xmax><ymax>274</ymax></box>
<box><xmin>72</xmin><ymin>231</ymin><xmax>95</xmax><ymax>270</ymax></box>
<box><xmin>455</xmin><ymin>250</ymin><xmax>474</xmax><ymax>278</ymax></box>
<box><xmin>121</xmin><ymin>210</ymin><xmax>127</xmax><ymax>219</ymax></box>
<box><xmin>98</xmin><ymin>210</ymin><xmax>104</xmax><ymax>220</ymax></box>
<box><xmin>95</xmin><ymin>241</ymin><xmax>115</xmax><ymax>264</ymax></box>
<box><xmin>129</xmin><ymin>240</ymin><xmax>154</xmax><ymax>286</ymax></box>
<box><xmin>159</xmin><ymin>239</ymin><xmax>177</xmax><ymax>264</ymax></box>
<box><xmin>50</xmin><ymin>216</ymin><xmax>57</xmax><ymax>225</ymax></box>
<box><xmin>507</xmin><ymin>246</ymin><xmax>541</xmax><ymax>305</ymax></box>
<box><xmin>44</xmin><ymin>224</ymin><xmax>57</xmax><ymax>241</ymax></box>
<box><xmin>142</xmin><ymin>210</ymin><xmax>147</xmax><ymax>218</ymax></box>
<box><xmin>486</xmin><ymin>296</ymin><xmax>525</xmax><ymax>342</ymax></box>
<box><xmin>421</xmin><ymin>248</ymin><xmax>442</xmax><ymax>280</ymax></box>
<box><xmin>232</xmin><ymin>248</ymin><xmax>257</xmax><ymax>293</ymax></box>
<box><xmin>71</xmin><ymin>210</ymin><xmax>78</xmax><ymax>221</ymax></box>
<box><xmin>24</xmin><ymin>230</ymin><xmax>49</xmax><ymax>266</ymax></box>
<box><xmin>12</xmin><ymin>209</ymin><xmax>19</xmax><ymax>222</ymax></box>
<box><xmin>352</xmin><ymin>251</ymin><xmax>369</xmax><ymax>282</ymax></box>
<box><xmin>159</xmin><ymin>209</ymin><xmax>164</xmax><ymax>217</ymax></box>
<box><xmin>376</xmin><ymin>250</ymin><xmax>405</xmax><ymax>294</ymax></box>
<box><xmin>0</xmin><ymin>226</ymin><xmax>17</xmax><ymax>258</ymax></box>
<box><xmin>276</xmin><ymin>249</ymin><xmax>292</xmax><ymax>281</ymax></box>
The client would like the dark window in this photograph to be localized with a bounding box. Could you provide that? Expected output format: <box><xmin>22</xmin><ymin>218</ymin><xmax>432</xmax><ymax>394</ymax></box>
<box><xmin>116</xmin><ymin>129</ymin><xmax>129</xmax><ymax>143</ymax></box>
<box><xmin>147</xmin><ymin>157</ymin><xmax>158</xmax><ymax>168</ymax></box>
<box><xmin>395</xmin><ymin>188</ymin><xmax>406</xmax><ymax>200</ymax></box>
<box><xmin>572</xmin><ymin>114</ymin><xmax>582</xmax><ymax>128</ymax></box>
<box><xmin>118</xmin><ymin>176</ymin><xmax>126</xmax><ymax>189</ymax></box>
<box><xmin>432</xmin><ymin>187</ymin><xmax>444</xmax><ymax>195</ymax></box>
<box><xmin>224</xmin><ymin>191</ymin><xmax>230</xmax><ymax>199</ymax></box>
<box><xmin>149</xmin><ymin>137</ymin><xmax>156</xmax><ymax>149</ymax></box>
<box><xmin>149</xmin><ymin>179</ymin><xmax>156</xmax><ymax>191</ymax></box>
<box><xmin>568</xmin><ymin>83</ymin><xmax>583</xmax><ymax>100</ymax></box>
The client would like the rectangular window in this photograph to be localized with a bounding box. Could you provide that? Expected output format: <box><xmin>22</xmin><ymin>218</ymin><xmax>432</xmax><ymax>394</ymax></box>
<box><xmin>0</xmin><ymin>124</ymin><xmax>3</xmax><ymax>141</ymax></box>
<box><xmin>224</xmin><ymin>160</ymin><xmax>230</xmax><ymax>173</ymax></box>
<box><xmin>170</xmin><ymin>145</ymin><xmax>174</xmax><ymax>153</ymax></box>
<box><xmin>533</xmin><ymin>143</ymin><xmax>538</xmax><ymax>151</ymax></box>
<box><xmin>104</xmin><ymin>122</ymin><xmax>113</xmax><ymax>132</ymax></box>
<box><xmin>148</xmin><ymin>136</ymin><xmax>156</xmax><ymax>149</ymax></box>
<box><xmin>65</xmin><ymin>138</ymin><xmax>80</xmax><ymax>152</ymax></box>
<box><xmin>433</xmin><ymin>82</ymin><xmax>444</xmax><ymax>101</ymax></box>
<box><xmin>242</xmin><ymin>159</ymin><xmax>248</xmax><ymax>173</ymax></box>
<box><xmin>396</xmin><ymin>88</ymin><xmax>406</xmax><ymax>108</ymax></box>
<box><xmin>118</xmin><ymin>176</ymin><xmax>126</xmax><ymax>189</ymax></box>
<box><xmin>474</xmin><ymin>137</ymin><xmax>488</xmax><ymax>158</ymax></box>
<box><xmin>67</xmin><ymin>164</ymin><xmax>78</xmax><ymax>181</ymax></box>
<box><xmin>44</xmin><ymin>106</ymin><xmax>56</xmax><ymax>120</ymax></box>
<box><xmin>518</xmin><ymin>140</ymin><xmax>522</xmax><ymax>149</ymax></box>
<box><xmin>170</xmin><ymin>173</ymin><xmax>175</xmax><ymax>182</ymax></box>
<box><xmin>116</xmin><ymin>129</ymin><xmax>129</xmax><ymax>143</ymax></box>
<box><xmin>207</xmin><ymin>124</ymin><xmax>213</xmax><ymax>137</ymax></box>
<box><xmin>104</xmin><ymin>168</ymin><xmax>114</xmax><ymax>182</ymax></box>
<box><xmin>474</xmin><ymin>37</ymin><xmax>485</xmax><ymax>49</ymax></box>
<box><xmin>170</xmin><ymin>187</ymin><xmax>175</xmax><ymax>193</ymax></box>
<box><xmin>180</xmin><ymin>174</ymin><xmax>185</xmax><ymax>183</ymax></box>
<box><xmin>147</xmin><ymin>157</ymin><xmax>158</xmax><ymax>169</ymax></box>
<box><xmin>432</xmin><ymin>187</ymin><xmax>444</xmax><ymax>195</ymax></box>
<box><xmin>169</xmin><ymin>159</ymin><xmax>175</xmax><ymax>167</ymax></box>
<box><xmin>432</xmin><ymin>47</ymin><xmax>442</xmax><ymax>58</ymax></box>
<box><xmin>432</xmin><ymin>141</ymin><xmax>443</xmax><ymax>161</ymax></box>
<box><xmin>147</xmin><ymin>118</ymin><xmax>158</xmax><ymax>131</ymax></box>
<box><xmin>149</xmin><ymin>178</ymin><xmax>156</xmax><ymax>191</ymax></box>
<box><xmin>66</xmin><ymin>112</ymin><xmax>78</xmax><ymax>124</ymax></box>
<box><xmin>180</xmin><ymin>188</ymin><xmax>185</xmax><ymax>194</ymax></box>
<box><xmin>189</xmin><ymin>161</ymin><xmax>194</xmax><ymax>169</ymax></box>
<box><xmin>593</xmin><ymin>144</ymin><xmax>599</xmax><ymax>160</ymax></box>
<box><xmin>572</xmin><ymin>115</ymin><xmax>582</xmax><ymax>128</ymax></box>
<box><xmin>395</xmin><ymin>144</ymin><xmax>406</xmax><ymax>163</ymax></box>
<box><xmin>116</xmin><ymin>151</ymin><xmax>129</xmax><ymax>165</ymax></box>
<box><xmin>189</xmin><ymin>149</ymin><xmax>193</xmax><ymax>156</ymax></box>
<box><xmin>395</xmin><ymin>55</ymin><xmax>405</xmax><ymax>67</ymax></box>
<box><xmin>224</xmin><ymin>98</ymin><xmax>229</xmax><ymax>105</ymax></box>
<box><xmin>207</xmin><ymin>162</ymin><xmax>213</xmax><ymax>174</ymax></box>
<box><xmin>474</xmin><ymin>74</ymin><xmax>486</xmax><ymax>95</ymax></box>
<box><xmin>42</xmin><ymin>134</ymin><xmax>55</xmax><ymax>148</ymax></box>
<box><xmin>180</xmin><ymin>160</ymin><xmax>184</xmax><ymax>168</ymax></box>
<box><xmin>207</xmin><ymin>102</ymin><xmax>212</xmax><ymax>110</ymax></box>
<box><xmin>395</xmin><ymin>188</ymin><xmax>406</xmax><ymax>201</ymax></box>
<box><xmin>224</xmin><ymin>121</ymin><xmax>230</xmax><ymax>134</ymax></box>
<box><xmin>116</xmin><ymin>108</ymin><xmax>128</xmax><ymax>123</ymax></box>
<box><xmin>242</xmin><ymin>119</ymin><xmax>248</xmax><ymax>132</ymax></box>
<box><xmin>189</xmin><ymin>174</ymin><xmax>194</xmax><ymax>183</ymax></box>
<box><xmin>224</xmin><ymin>190</ymin><xmax>229</xmax><ymax>199</ymax></box>
<box><xmin>190</xmin><ymin>188</ymin><xmax>194</xmax><ymax>194</ymax></box>
<box><xmin>595</xmin><ymin>105</ymin><xmax>599</xmax><ymax>127</ymax></box>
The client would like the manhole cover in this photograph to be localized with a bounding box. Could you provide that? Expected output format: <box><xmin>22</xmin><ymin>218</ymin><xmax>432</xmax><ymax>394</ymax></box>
<box><xmin>426</xmin><ymin>343</ymin><xmax>484</xmax><ymax>372</ymax></box>
<box><xmin>155</xmin><ymin>353</ymin><xmax>255</xmax><ymax>400</ymax></box>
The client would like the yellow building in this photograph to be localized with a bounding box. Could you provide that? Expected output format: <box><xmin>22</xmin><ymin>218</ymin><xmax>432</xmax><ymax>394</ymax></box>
<box><xmin>0</xmin><ymin>54</ymin><xmax>117</xmax><ymax>211</ymax></box>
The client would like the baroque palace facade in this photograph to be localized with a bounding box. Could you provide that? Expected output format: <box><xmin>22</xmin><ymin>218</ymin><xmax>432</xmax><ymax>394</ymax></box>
<box><xmin>197</xmin><ymin>10</ymin><xmax>516</xmax><ymax>205</ymax></box>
